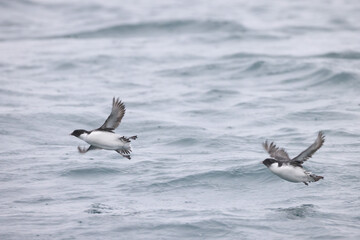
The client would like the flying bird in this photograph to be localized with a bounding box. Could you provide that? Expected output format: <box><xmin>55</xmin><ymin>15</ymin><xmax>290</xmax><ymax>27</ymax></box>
<box><xmin>71</xmin><ymin>97</ymin><xmax>137</xmax><ymax>159</ymax></box>
<box><xmin>262</xmin><ymin>132</ymin><xmax>325</xmax><ymax>185</ymax></box>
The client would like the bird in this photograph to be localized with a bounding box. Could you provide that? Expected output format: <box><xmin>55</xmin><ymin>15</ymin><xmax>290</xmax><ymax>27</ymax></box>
<box><xmin>262</xmin><ymin>132</ymin><xmax>325</xmax><ymax>185</ymax></box>
<box><xmin>70</xmin><ymin>97</ymin><xmax>137</xmax><ymax>159</ymax></box>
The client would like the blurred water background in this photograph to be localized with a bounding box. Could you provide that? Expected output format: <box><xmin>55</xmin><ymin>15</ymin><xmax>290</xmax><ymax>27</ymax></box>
<box><xmin>1</xmin><ymin>0</ymin><xmax>360</xmax><ymax>239</ymax></box>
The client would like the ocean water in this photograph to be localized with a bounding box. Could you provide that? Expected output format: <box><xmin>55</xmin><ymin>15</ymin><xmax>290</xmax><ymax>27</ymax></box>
<box><xmin>1</xmin><ymin>0</ymin><xmax>360</xmax><ymax>239</ymax></box>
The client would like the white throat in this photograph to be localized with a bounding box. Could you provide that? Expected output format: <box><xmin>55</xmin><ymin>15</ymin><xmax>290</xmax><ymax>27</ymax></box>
<box><xmin>79</xmin><ymin>132</ymin><xmax>89</xmax><ymax>141</ymax></box>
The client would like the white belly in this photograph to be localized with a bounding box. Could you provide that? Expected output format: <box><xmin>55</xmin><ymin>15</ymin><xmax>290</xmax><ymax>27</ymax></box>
<box><xmin>269</xmin><ymin>163</ymin><xmax>310</xmax><ymax>183</ymax></box>
<box><xmin>82</xmin><ymin>131</ymin><xmax>126</xmax><ymax>150</ymax></box>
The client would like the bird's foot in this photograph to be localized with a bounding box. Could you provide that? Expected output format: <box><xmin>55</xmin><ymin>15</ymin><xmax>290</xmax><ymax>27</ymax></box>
<box><xmin>129</xmin><ymin>135</ymin><xmax>137</xmax><ymax>140</ymax></box>
<box><xmin>78</xmin><ymin>146</ymin><xmax>87</xmax><ymax>153</ymax></box>
<box><xmin>303</xmin><ymin>182</ymin><xmax>309</xmax><ymax>186</ymax></box>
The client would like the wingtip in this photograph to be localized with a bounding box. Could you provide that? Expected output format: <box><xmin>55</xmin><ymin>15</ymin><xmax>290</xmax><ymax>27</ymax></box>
<box><xmin>263</xmin><ymin>140</ymin><xmax>275</xmax><ymax>151</ymax></box>
<box><xmin>113</xmin><ymin>97</ymin><xmax>125</xmax><ymax>109</ymax></box>
<box><xmin>318</xmin><ymin>131</ymin><xmax>325</xmax><ymax>143</ymax></box>
<box><xmin>112</xmin><ymin>96</ymin><xmax>122</xmax><ymax>104</ymax></box>
<box><xmin>262</xmin><ymin>140</ymin><xmax>268</xmax><ymax>149</ymax></box>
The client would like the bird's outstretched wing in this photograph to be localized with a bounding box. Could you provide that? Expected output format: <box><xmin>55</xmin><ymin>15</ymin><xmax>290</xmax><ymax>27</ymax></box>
<box><xmin>291</xmin><ymin>132</ymin><xmax>325</xmax><ymax>164</ymax></box>
<box><xmin>263</xmin><ymin>140</ymin><xmax>291</xmax><ymax>162</ymax></box>
<box><xmin>98</xmin><ymin>97</ymin><xmax>126</xmax><ymax>130</ymax></box>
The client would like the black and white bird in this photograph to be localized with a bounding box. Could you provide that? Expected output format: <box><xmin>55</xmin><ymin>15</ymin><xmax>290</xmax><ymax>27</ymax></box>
<box><xmin>262</xmin><ymin>132</ymin><xmax>325</xmax><ymax>185</ymax></box>
<box><xmin>70</xmin><ymin>97</ymin><xmax>137</xmax><ymax>159</ymax></box>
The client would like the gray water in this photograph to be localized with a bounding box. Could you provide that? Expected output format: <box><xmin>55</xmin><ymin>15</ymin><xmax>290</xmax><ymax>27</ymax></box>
<box><xmin>1</xmin><ymin>0</ymin><xmax>360</xmax><ymax>239</ymax></box>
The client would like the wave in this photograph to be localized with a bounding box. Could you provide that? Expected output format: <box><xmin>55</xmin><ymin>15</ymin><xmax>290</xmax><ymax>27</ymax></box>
<box><xmin>279</xmin><ymin>25</ymin><xmax>333</xmax><ymax>34</ymax></box>
<box><xmin>243</xmin><ymin>61</ymin><xmax>265</xmax><ymax>72</ymax></box>
<box><xmin>113</xmin><ymin>218</ymin><xmax>233</xmax><ymax>239</ymax></box>
<box><xmin>14</xmin><ymin>196</ymin><xmax>54</xmax><ymax>204</ymax></box>
<box><xmin>158</xmin><ymin>62</ymin><xmax>230</xmax><ymax>78</ymax></box>
<box><xmin>282</xmin><ymin>68</ymin><xmax>332</xmax><ymax>84</ymax></box>
<box><xmin>310</xmin><ymin>72</ymin><xmax>359</xmax><ymax>88</ymax></box>
<box><xmin>238</xmin><ymin>60</ymin><xmax>314</xmax><ymax>78</ymax></box>
<box><xmin>271</xmin><ymin>204</ymin><xmax>318</xmax><ymax>219</ymax></box>
<box><xmin>166</xmin><ymin>137</ymin><xmax>199</xmax><ymax>147</ymax></box>
<box><xmin>52</xmin><ymin>20</ymin><xmax>245</xmax><ymax>39</ymax></box>
<box><xmin>314</xmin><ymin>51</ymin><xmax>360</xmax><ymax>60</ymax></box>
<box><xmin>283</xmin><ymin>68</ymin><xmax>360</xmax><ymax>88</ymax></box>
<box><xmin>222</xmin><ymin>52</ymin><xmax>296</xmax><ymax>60</ymax></box>
<box><xmin>230</xmin><ymin>58</ymin><xmax>359</xmax><ymax>89</ymax></box>
<box><xmin>287</xmin><ymin>109</ymin><xmax>356</xmax><ymax>121</ymax></box>
<box><xmin>224</xmin><ymin>50</ymin><xmax>360</xmax><ymax>61</ymax></box>
<box><xmin>85</xmin><ymin>203</ymin><xmax>113</xmax><ymax>214</ymax></box>
<box><xmin>151</xmin><ymin>220</ymin><xmax>232</xmax><ymax>238</ymax></box>
<box><xmin>146</xmin><ymin>165</ymin><xmax>267</xmax><ymax>192</ymax></box>
<box><xmin>61</xmin><ymin>167</ymin><xmax>121</xmax><ymax>177</ymax></box>
<box><xmin>205</xmin><ymin>89</ymin><xmax>239</xmax><ymax>96</ymax></box>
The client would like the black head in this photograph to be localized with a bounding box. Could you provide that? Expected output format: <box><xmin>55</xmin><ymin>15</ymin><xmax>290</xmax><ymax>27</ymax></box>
<box><xmin>262</xmin><ymin>158</ymin><xmax>277</xmax><ymax>168</ymax></box>
<box><xmin>70</xmin><ymin>129</ymin><xmax>88</xmax><ymax>138</ymax></box>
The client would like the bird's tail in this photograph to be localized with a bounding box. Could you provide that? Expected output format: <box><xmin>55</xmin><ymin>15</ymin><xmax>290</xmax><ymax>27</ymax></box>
<box><xmin>117</xmin><ymin>136</ymin><xmax>137</xmax><ymax>155</ymax></box>
<box><xmin>117</xmin><ymin>137</ymin><xmax>131</xmax><ymax>154</ymax></box>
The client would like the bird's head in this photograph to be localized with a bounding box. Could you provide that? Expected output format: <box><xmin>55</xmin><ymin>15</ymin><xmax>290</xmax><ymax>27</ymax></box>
<box><xmin>70</xmin><ymin>129</ymin><xmax>89</xmax><ymax>138</ymax></box>
<box><xmin>262</xmin><ymin>158</ymin><xmax>277</xmax><ymax>168</ymax></box>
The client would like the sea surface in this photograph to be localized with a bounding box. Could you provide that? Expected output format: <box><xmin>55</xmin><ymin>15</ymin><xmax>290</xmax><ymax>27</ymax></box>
<box><xmin>1</xmin><ymin>0</ymin><xmax>360</xmax><ymax>239</ymax></box>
